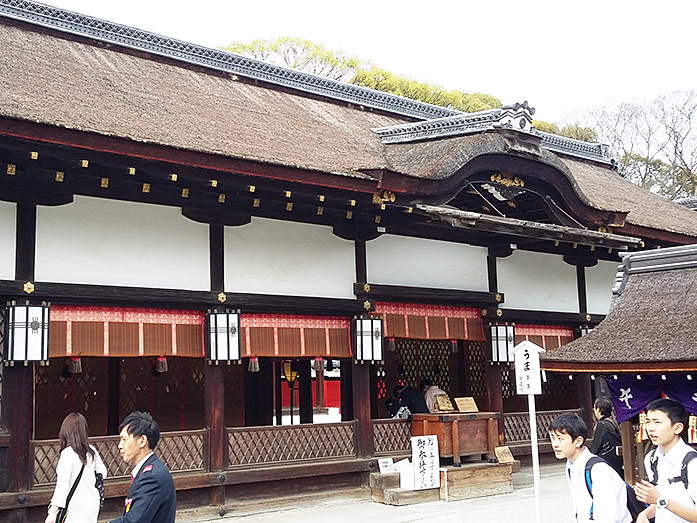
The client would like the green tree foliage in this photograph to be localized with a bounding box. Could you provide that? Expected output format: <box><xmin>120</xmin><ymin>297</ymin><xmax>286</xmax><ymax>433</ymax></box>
<box><xmin>558</xmin><ymin>124</ymin><xmax>598</xmax><ymax>143</ymax></box>
<box><xmin>223</xmin><ymin>37</ymin><xmax>501</xmax><ymax>112</ymax></box>
<box><xmin>533</xmin><ymin>120</ymin><xmax>560</xmax><ymax>135</ymax></box>
<box><xmin>223</xmin><ymin>37</ymin><xmax>360</xmax><ymax>82</ymax></box>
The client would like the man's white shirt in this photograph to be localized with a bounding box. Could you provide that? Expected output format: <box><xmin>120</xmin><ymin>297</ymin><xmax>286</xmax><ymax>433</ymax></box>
<box><xmin>130</xmin><ymin>451</ymin><xmax>154</xmax><ymax>481</ymax></box>
<box><xmin>566</xmin><ymin>447</ymin><xmax>631</xmax><ymax>523</ymax></box>
<box><xmin>645</xmin><ymin>438</ymin><xmax>697</xmax><ymax>523</ymax></box>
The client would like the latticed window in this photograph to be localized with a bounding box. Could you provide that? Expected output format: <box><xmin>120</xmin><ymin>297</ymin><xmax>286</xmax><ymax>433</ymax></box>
<box><xmin>465</xmin><ymin>341</ymin><xmax>487</xmax><ymax>408</ymax></box>
<box><xmin>396</xmin><ymin>339</ymin><xmax>451</xmax><ymax>392</ymax></box>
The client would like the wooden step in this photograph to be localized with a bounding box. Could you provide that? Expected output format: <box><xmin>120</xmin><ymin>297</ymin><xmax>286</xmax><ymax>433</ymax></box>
<box><xmin>368</xmin><ymin>472</ymin><xmax>400</xmax><ymax>489</ymax></box>
<box><xmin>440</xmin><ymin>462</ymin><xmax>513</xmax><ymax>502</ymax></box>
<box><xmin>382</xmin><ymin>487</ymin><xmax>440</xmax><ymax>506</ymax></box>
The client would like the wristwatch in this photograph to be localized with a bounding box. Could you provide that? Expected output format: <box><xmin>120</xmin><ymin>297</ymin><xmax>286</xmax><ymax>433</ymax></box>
<box><xmin>657</xmin><ymin>497</ymin><xmax>669</xmax><ymax>509</ymax></box>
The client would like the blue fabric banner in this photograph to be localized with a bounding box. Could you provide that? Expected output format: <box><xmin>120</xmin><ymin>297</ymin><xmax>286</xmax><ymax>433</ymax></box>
<box><xmin>606</xmin><ymin>374</ymin><xmax>697</xmax><ymax>423</ymax></box>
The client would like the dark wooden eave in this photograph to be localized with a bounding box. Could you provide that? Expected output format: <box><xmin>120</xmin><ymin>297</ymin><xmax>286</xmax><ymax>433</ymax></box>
<box><xmin>416</xmin><ymin>205</ymin><xmax>641</xmax><ymax>251</ymax></box>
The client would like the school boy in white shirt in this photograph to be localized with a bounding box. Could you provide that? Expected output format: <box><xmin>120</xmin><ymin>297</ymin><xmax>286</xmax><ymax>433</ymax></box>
<box><xmin>635</xmin><ymin>398</ymin><xmax>697</xmax><ymax>523</ymax></box>
<box><xmin>550</xmin><ymin>412</ymin><xmax>632</xmax><ymax>523</ymax></box>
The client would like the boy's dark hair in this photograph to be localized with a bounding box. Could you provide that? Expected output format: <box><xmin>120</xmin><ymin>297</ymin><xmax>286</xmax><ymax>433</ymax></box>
<box><xmin>549</xmin><ymin>412</ymin><xmax>587</xmax><ymax>442</ymax></box>
<box><xmin>594</xmin><ymin>397</ymin><xmax>614</xmax><ymax>418</ymax></box>
<box><xmin>646</xmin><ymin>398</ymin><xmax>687</xmax><ymax>429</ymax></box>
<box><xmin>419</xmin><ymin>378</ymin><xmax>433</xmax><ymax>390</ymax></box>
<box><xmin>119</xmin><ymin>411</ymin><xmax>161</xmax><ymax>450</ymax></box>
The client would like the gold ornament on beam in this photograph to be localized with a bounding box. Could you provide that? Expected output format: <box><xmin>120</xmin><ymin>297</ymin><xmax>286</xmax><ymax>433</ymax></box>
<box><xmin>181</xmin><ymin>188</ymin><xmax>189</xmax><ymax>198</ymax></box>
<box><xmin>217</xmin><ymin>292</ymin><xmax>227</xmax><ymax>303</ymax></box>
<box><xmin>23</xmin><ymin>281</ymin><xmax>35</xmax><ymax>294</ymax></box>
<box><xmin>55</xmin><ymin>171</ymin><xmax>64</xmax><ymax>182</ymax></box>
<box><xmin>6</xmin><ymin>164</ymin><xmax>16</xmax><ymax>175</ymax></box>
<box><xmin>142</xmin><ymin>183</ymin><xmax>151</xmax><ymax>193</ymax></box>
<box><xmin>128</xmin><ymin>167</ymin><xmax>136</xmax><ymax>175</ymax></box>
<box><xmin>80</xmin><ymin>160</ymin><xmax>89</xmax><ymax>168</ymax></box>
<box><xmin>490</xmin><ymin>172</ymin><xmax>525</xmax><ymax>188</ymax></box>
<box><xmin>101</xmin><ymin>177</ymin><xmax>109</xmax><ymax>188</ymax></box>
<box><xmin>170</xmin><ymin>173</ymin><xmax>178</xmax><ymax>182</ymax></box>
<box><xmin>30</xmin><ymin>151</ymin><xmax>38</xmax><ymax>160</ymax></box>
<box><xmin>363</xmin><ymin>300</ymin><xmax>372</xmax><ymax>310</ymax></box>
<box><xmin>218</xmin><ymin>194</ymin><xmax>226</xmax><ymax>203</ymax></box>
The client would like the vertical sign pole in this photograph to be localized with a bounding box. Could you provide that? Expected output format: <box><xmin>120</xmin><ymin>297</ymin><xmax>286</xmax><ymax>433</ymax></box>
<box><xmin>529</xmin><ymin>393</ymin><xmax>542</xmax><ymax>523</ymax></box>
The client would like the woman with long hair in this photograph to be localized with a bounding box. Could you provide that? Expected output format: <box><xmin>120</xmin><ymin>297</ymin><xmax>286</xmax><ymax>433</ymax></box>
<box><xmin>45</xmin><ymin>413</ymin><xmax>107</xmax><ymax>523</ymax></box>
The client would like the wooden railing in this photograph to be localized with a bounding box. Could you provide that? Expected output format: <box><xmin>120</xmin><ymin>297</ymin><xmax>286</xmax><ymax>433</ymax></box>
<box><xmin>504</xmin><ymin>408</ymin><xmax>583</xmax><ymax>443</ymax></box>
<box><xmin>31</xmin><ymin>429</ymin><xmax>207</xmax><ymax>487</ymax></box>
<box><xmin>372</xmin><ymin>418</ymin><xmax>411</xmax><ymax>455</ymax></box>
<box><xmin>226</xmin><ymin>421</ymin><xmax>357</xmax><ymax>467</ymax></box>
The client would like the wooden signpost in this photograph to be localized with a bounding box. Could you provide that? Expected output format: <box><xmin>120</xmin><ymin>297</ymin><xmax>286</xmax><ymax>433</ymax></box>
<box><xmin>510</xmin><ymin>340</ymin><xmax>545</xmax><ymax>523</ymax></box>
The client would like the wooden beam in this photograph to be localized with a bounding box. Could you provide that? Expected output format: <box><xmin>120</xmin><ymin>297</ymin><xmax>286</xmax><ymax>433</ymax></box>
<box><xmin>355</xmin><ymin>283</ymin><xmax>502</xmax><ymax>307</ymax></box>
<box><xmin>482</xmin><ymin>307</ymin><xmax>603</xmax><ymax>326</ymax></box>
<box><xmin>0</xmin><ymin>279</ymin><xmax>367</xmax><ymax>315</ymax></box>
<box><xmin>542</xmin><ymin>360</ymin><xmax>697</xmax><ymax>373</ymax></box>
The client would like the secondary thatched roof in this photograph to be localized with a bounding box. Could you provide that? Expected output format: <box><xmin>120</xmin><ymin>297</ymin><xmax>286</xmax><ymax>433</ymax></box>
<box><xmin>541</xmin><ymin>244</ymin><xmax>697</xmax><ymax>372</ymax></box>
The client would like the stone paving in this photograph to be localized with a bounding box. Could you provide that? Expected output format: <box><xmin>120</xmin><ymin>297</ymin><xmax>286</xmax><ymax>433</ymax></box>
<box><xmin>171</xmin><ymin>462</ymin><xmax>572</xmax><ymax>523</ymax></box>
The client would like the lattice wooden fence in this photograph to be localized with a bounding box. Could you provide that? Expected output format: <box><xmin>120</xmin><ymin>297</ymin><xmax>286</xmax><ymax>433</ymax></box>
<box><xmin>32</xmin><ymin>429</ymin><xmax>207</xmax><ymax>486</ymax></box>
<box><xmin>227</xmin><ymin>422</ymin><xmax>356</xmax><ymax>467</ymax></box>
<box><xmin>504</xmin><ymin>408</ymin><xmax>583</xmax><ymax>443</ymax></box>
<box><xmin>372</xmin><ymin>419</ymin><xmax>411</xmax><ymax>455</ymax></box>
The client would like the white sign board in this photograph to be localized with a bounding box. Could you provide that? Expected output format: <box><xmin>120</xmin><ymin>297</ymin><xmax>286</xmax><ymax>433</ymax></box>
<box><xmin>377</xmin><ymin>457</ymin><xmax>396</xmax><ymax>475</ymax></box>
<box><xmin>411</xmin><ymin>435</ymin><xmax>440</xmax><ymax>490</ymax></box>
<box><xmin>511</xmin><ymin>340</ymin><xmax>545</xmax><ymax>395</ymax></box>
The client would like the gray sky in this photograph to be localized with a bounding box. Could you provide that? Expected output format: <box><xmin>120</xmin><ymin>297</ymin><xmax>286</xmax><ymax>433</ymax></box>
<box><xmin>43</xmin><ymin>0</ymin><xmax>696</xmax><ymax>122</ymax></box>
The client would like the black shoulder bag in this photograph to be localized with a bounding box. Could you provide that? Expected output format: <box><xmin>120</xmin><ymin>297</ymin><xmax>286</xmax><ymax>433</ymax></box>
<box><xmin>56</xmin><ymin>464</ymin><xmax>85</xmax><ymax>523</ymax></box>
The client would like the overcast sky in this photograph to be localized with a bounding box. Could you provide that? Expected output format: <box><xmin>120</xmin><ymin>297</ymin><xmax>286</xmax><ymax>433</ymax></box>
<box><xmin>43</xmin><ymin>0</ymin><xmax>696</xmax><ymax>122</ymax></box>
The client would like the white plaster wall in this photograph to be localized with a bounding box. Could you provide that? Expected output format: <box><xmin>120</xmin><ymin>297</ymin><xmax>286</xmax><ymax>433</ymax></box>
<box><xmin>0</xmin><ymin>201</ymin><xmax>16</xmax><ymax>280</ymax></box>
<box><xmin>586</xmin><ymin>259</ymin><xmax>621</xmax><ymax>314</ymax></box>
<box><xmin>497</xmin><ymin>250</ymin><xmax>578</xmax><ymax>312</ymax></box>
<box><xmin>366</xmin><ymin>235</ymin><xmax>488</xmax><ymax>291</ymax></box>
<box><xmin>224</xmin><ymin>218</ymin><xmax>355</xmax><ymax>298</ymax></box>
<box><xmin>35</xmin><ymin>196</ymin><xmax>210</xmax><ymax>290</ymax></box>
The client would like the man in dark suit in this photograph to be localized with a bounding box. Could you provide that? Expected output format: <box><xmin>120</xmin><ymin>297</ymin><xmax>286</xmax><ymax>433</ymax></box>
<box><xmin>110</xmin><ymin>411</ymin><xmax>176</xmax><ymax>523</ymax></box>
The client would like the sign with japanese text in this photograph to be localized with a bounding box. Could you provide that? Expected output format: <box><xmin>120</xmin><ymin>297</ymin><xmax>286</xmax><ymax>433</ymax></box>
<box><xmin>511</xmin><ymin>340</ymin><xmax>545</xmax><ymax>396</ymax></box>
<box><xmin>411</xmin><ymin>435</ymin><xmax>440</xmax><ymax>490</ymax></box>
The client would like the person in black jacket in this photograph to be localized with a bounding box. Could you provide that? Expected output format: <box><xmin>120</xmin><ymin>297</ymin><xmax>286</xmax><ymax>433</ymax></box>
<box><xmin>589</xmin><ymin>397</ymin><xmax>623</xmax><ymax>476</ymax></box>
<box><xmin>110</xmin><ymin>411</ymin><xmax>176</xmax><ymax>523</ymax></box>
<box><xmin>394</xmin><ymin>384</ymin><xmax>429</xmax><ymax>414</ymax></box>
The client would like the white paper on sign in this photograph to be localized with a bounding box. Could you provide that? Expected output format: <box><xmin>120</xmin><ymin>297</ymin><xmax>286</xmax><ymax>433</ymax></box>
<box><xmin>411</xmin><ymin>435</ymin><xmax>440</xmax><ymax>490</ymax></box>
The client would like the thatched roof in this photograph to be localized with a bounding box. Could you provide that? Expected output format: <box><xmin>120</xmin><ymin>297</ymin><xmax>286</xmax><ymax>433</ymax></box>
<box><xmin>541</xmin><ymin>244</ymin><xmax>697</xmax><ymax>372</ymax></box>
<box><xmin>0</xmin><ymin>3</ymin><xmax>696</xmax><ymax>240</ymax></box>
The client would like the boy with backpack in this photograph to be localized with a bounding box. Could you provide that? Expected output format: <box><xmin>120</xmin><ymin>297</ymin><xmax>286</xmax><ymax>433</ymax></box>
<box><xmin>635</xmin><ymin>398</ymin><xmax>697</xmax><ymax>523</ymax></box>
<box><xmin>550</xmin><ymin>412</ymin><xmax>632</xmax><ymax>523</ymax></box>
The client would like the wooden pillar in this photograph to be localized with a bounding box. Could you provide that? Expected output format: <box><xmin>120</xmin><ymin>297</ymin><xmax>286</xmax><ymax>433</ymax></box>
<box><xmin>244</xmin><ymin>359</ymin><xmax>274</xmax><ymax>426</ymax></box>
<box><xmin>621</xmin><ymin>420</ymin><xmax>636</xmax><ymax>484</ymax></box>
<box><xmin>5</xmin><ymin>364</ymin><xmax>33</xmax><ymax>491</ymax></box>
<box><xmin>340</xmin><ymin>360</ymin><xmax>354</xmax><ymax>421</ymax></box>
<box><xmin>575</xmin><ymin>374</ymin><xmax>594</xmax><ymax>430</ymax></box>
<box><xmin>107</xmin><ymin>358</ymin><xmax>120</xmax><ymax>434</ymax></box>
<box><xmin>7</xmin><ymin>203</ymin><xmax>37</xmax><ymax>493</ymax></box>
<box><xmin>298</xmin><ymin>359</ymin><xmax>313</xmax><ymax>424</ymax></box>
<box><xmin>315</xmin><ymin>363</ymin><xmax>325</xmax><ymax>409</ymax></box>
<box><xmin>274</xmin><ymin>361</ymin><xmax>283</xmax><ymax>426</ymax></box>
<box><xmin>204</xmin><ymin>362</ymin><xmax>226</xmax><ymax>505</ymax></box>
<box><xmin>352</xmin><ymin>362</ymin><xmax>374</xmax><ymax>458</ymax></box>
<box><xmin>484</xmin><ymin>362</ymin><xmax>504</xmax><ymax>444</ymax></box>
